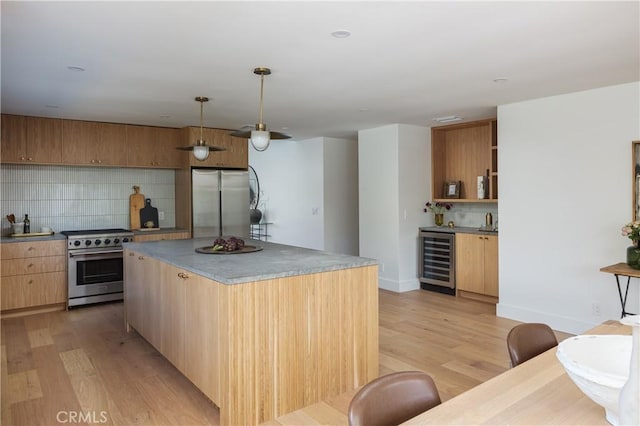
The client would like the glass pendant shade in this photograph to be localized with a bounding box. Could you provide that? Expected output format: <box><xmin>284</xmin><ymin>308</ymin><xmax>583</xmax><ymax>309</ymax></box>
<box><xmin>193</xmin><ymin>144</ymin><xmax>210</xmax><ymax>161</ymax></box>
<box><xmin>250</xmin><ymin>130</ymin><xmax>270</xmax><ymax>151</ymax></box>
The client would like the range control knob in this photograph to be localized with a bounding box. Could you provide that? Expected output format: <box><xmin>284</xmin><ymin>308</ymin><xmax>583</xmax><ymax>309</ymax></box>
<box><xmin>85</xmin><ymin>240</ymin><xmax>92</xmax><ymax>246</ymax></box>
<box><xmin>122</xmin><ymin>237</ymin><xmax>130</xmax><ymax>243</ymax></box>
<box><xmin>114</xmin><ymin>238</ymin><xmax>120</xmax><ymax>244</ymax></box>
<box><xmin>73</xmin><ymin>240</ymin><xmax>81</xmax><ymax>247</ymax></box>
<box><xmin>94</xmin><ymin>240</ymin><xmax>101</xmax><ymax>245</ymax></box>
<box><xmin>104</xmin><ymin>239</ymin><xmax>111</xmax><ymax>245</ymax></box>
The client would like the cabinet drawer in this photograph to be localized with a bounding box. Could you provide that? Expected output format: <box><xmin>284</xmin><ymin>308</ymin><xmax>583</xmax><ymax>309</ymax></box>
<box><xmin>1</xmin><ymin>240</ymin><xmax>66</xmax><ymax>259</ymax></box>
<box><xmin>1</xmin><ymin>271</ymin><xmax>67</xmax><ymax>310</ymax></box>
<box><xmin>1</xmin><ymin>255</ymin><xmax>66</xmax><ymax>277</ymax></box>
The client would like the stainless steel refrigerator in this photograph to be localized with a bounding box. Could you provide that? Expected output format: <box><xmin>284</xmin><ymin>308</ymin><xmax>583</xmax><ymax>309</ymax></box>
<box><xmin>192</xmin><ymin>169</ymin><xmax>249</xmax><ymax>238</ymax></box>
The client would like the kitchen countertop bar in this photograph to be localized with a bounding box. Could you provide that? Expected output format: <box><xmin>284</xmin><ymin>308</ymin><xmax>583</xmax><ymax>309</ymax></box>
<box><xmin>124</xmin><ymin>237</ymin><xmax>377</xmax><ymax>285</ymax></box>
<box><xmin>124</xmin><ymin>237</ymin><xmax>379</xmax><ymax>425</ymax></box>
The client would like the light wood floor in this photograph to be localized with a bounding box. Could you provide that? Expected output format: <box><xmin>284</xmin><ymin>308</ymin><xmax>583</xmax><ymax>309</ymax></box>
<box><xmin>1</xmin><ymin>290</ymin><xmax>573</xmax><ymax>426</ymax></box>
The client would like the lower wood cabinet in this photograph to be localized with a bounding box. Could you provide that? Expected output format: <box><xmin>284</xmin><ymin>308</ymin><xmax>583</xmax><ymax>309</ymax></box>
<box><xmin>124</xmin><ymin>252</ymin><xmax>187</xmax><ymax>371</ymax></box>
<box><xmin>455</xmin><ymin>233</ymin><xmax>499</xmax><ymax>302</ymax></box>
<box><xmin>0</xmin><ymin>240</ymin><xmax>67</xmax><ymax>313</ymax></box>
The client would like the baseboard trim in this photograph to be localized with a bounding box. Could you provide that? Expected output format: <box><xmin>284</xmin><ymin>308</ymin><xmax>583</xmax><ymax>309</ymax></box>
<box><xmin>378</xmin><ymin>277</ymin><xmax>420</xmax><ymax>293</ymax></box>
<box><xmin>496</xmin><ymin>302</ymin><xmax>597</xmax><ymax>335</ymax></box>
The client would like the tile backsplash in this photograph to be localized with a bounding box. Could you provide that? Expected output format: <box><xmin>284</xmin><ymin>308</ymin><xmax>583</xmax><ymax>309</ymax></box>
<box><xmin>437</xmin><ymin>203</ymin><xmax>499</xmax><ymax>229</ymax></box>
<box><xmin>1</xmin><ymin>164</ymin><xmax>175</xmax><ymax>235</ymax></box>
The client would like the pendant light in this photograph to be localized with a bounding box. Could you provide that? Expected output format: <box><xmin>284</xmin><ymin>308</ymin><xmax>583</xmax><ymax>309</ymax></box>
<box><xmin>230</xmin><ymin>67</ymin><xmax>291</xmax><ymax>151</ymax></box>
<box><xmin>177</xmin><ymin>96</ymin><xmax>225</xmax><ymax>161</ymax></box>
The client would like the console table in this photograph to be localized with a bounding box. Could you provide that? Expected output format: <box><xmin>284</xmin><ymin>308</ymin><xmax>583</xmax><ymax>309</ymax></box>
<box><xmin>600</xmin><ymin>262</ymin><xmax>639</xmax><ymax>318</ymax></box>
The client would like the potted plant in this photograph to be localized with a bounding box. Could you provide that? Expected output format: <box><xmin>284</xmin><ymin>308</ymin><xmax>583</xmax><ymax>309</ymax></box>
<box><xmin>424</xmin><ymin>201</ymin><xmax>452</xmax><ymax>226</ymax></box>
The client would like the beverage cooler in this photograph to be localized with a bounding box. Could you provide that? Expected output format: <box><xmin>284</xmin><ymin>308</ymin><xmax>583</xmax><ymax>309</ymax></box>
<box><xmin>419</xmin><ymin>230</ymin><xmax>455</xmax><ymax>295</ymax></box>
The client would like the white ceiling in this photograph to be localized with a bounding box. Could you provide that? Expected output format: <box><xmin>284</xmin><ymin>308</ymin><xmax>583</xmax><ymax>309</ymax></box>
<box><xmin>1</xmin><ymin>1</ymin><xmax>638</xmax><ymax>141</ymax></box>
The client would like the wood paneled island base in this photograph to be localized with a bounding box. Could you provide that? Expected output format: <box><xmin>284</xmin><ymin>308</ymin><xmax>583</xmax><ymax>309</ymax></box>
<box><xmin>124</xmin><ymin>240</ymin><xmax>379</xmax><ymax>425</ymax></box>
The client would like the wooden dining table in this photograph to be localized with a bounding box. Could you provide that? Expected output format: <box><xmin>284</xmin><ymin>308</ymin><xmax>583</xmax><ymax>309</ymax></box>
<box><xmin>267</xmin><ymin>320</ymin><xmax>631</xmax><ymax>426</ymax></box>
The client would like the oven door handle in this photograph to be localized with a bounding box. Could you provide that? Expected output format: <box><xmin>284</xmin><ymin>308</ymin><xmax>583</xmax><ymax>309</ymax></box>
<box><xmin>69</xmin><ymin>250</ymin><xmax>123</xmax><ymax>257</ymax></box>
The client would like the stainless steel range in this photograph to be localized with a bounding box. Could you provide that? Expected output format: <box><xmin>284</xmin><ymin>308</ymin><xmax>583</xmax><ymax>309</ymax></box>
<box><xmin>61</xmin><ymin>228</ymin><xmax>134</xmax><ymax>307</ymax></box>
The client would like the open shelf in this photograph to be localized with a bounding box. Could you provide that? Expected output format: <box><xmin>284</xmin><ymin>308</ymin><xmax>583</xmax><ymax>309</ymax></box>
<box><xmin>431</xmin><ymin>118</ymin><xmax>498</xmax><ymax>201</ymax></box>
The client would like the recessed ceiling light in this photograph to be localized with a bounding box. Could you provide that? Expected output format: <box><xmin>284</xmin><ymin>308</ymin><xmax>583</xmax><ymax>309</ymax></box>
<box><xmin>67</xmin><ymin>66</ymin><xmax>85</xmax><ymax>72</ymax></box>
<box><xmin>331</xmin><ymin>29</ymin><xmax>351</xmax><ymax>38</ymax></box>
<box><xmin>281</xmin><ymin>126</ymin><xmax>289</xmax><ymax>130</ymax></box>
<box><xmin>433</xmin><ymin>115</ymin><xmax>463</xmax><ymax>123</ymax></box>
<box><xmin>45</xmin><ymin>104</ymin><xmax>60</xmax><ymax>109</ymax></box>
<box><xmin>159</xmin><ymin>115</ymin><xmax>171</xmax><ymax>119</ymax></box>
<box><xmin>359</xmin><ymin>108</ymin><xmax>369</xmax><ymax>112</ymax></box>
<box><xmin>493</xmin><ymin>77</ymin><xmax>508</xmax><ymax>84</ymax></box>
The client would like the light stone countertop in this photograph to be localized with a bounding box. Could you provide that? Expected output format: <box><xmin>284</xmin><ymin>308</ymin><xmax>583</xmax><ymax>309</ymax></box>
<box><xmin>419</xmin><ymin>226</ymin><xmax>498</xmax><ymax>235</ymax></box>
<box><xmin>1</xmin><ymin>233</ymin><xmax>67</xmax><ymax>243</ymax></box>
<box><xmin>124</xmin><ymin>238</ymin><xmax>378</xmax><ymax>285</ymax></box>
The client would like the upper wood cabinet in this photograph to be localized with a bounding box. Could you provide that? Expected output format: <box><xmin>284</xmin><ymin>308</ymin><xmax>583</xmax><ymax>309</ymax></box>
<box><xmin>3</xmin><ymin>114</ymin><xmax>246</xmax><ymax>170</ymax></box>
<box><xmin>63</xmin><ymin>119</ymin><xmax>127</xmax><ymax>166</ymax></box>
<box><xmin>1</xmin><ymin>114</ymin><xmax>63</xmax><ymax>164</ymax></box>
<box><xmin>432</xmin><ymin>118</ymin><xmax>498</xmax><ymax>202</ymax></box>
<box><xmin>126</xmin><ymin>125</ymin><xmax>183</xmax><ymax>168</ymax></box>
<box><xmin>183</xmin><ymin>127</ymin><xmax>248</xmax><ymax>169</ymax></box>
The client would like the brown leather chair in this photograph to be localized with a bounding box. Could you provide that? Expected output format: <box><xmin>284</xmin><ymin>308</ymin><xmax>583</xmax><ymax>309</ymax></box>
<box><xmin>348</xmin><ymin>371</ymin><xmax>441</xmax><ymax>426</ymax></box>
<box><xmin>507</xmin><ymin>323</ymin><xmax>558</xmax><ymax>367</ymax></box>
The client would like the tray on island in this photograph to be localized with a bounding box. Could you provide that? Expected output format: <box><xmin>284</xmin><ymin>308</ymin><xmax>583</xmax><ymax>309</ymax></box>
<box><xmin>195</xmin><ymin>245</ymin><xmax>263</xmax><ymax>255</ymax></box>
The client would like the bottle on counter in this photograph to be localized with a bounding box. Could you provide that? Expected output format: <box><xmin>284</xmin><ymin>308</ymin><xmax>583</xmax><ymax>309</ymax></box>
<box><xmin>485</xmin><ymin>212</ymin><xmax>493</xmax><ymax>228</ymax></box>
<box><xmin>23</xmin><ymin>214</ymin><xmax>30</xmax><ymax>233</ymax></box>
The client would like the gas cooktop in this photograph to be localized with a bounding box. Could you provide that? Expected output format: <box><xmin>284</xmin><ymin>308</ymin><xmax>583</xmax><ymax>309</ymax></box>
<box><xmin>60</xmin><ymin>228</ymin><xmax>132</xmax><ymax>236</ymax></box>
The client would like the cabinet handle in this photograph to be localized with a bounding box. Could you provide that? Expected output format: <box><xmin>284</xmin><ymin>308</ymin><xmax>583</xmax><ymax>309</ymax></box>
<box><xmin>28</xmin><ymin>246</ymin><xmax>34</xmax><ymax>251</ymax></box>
<box><xmin>97</xmin><ymin>160</ymin><xmax>102</xmax><ymax>164</ymax></box>
<box><xmin>20</xmin><ymin>156</ymin><xmax>25</xmax><ymax>161</ymax></box>
<box><xmin>128</xmin><ymin>253</ymin><xmax>134</xmax><ymax>256</ymax></box>
<box><xmin>28</xmin><ymin>279</ymin><xmax>33</xmax><ymax>284</ymax></box>
<box><xmin>28</xmin><ymin>263</ymin><xmax>34</xmax><ymax>268</ymax></box>
<box><xmin>91</xmin><ymin>159</ymin><xmax>96</xmax><ymax>164</ymax></box>
<box><xmin>138</xmin><ymin>256</ymin><xmax>144</xmax><ymax>260</ymax></box>
<box><xmin>178</xmin><ymin>272</ymin><xmax>190</xmax><ymax>279</ymax></box>
<box><xmin>28</xmin><ymin>157</ymin><xmax>33</xmax><ymax>161</ymax></box>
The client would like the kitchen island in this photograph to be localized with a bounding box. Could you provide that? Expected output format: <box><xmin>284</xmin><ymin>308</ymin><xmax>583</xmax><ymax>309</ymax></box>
<box><xmin>123</xmin><ymin>238</ymin><xmax>379</xmax><ymax>426</ymax></box>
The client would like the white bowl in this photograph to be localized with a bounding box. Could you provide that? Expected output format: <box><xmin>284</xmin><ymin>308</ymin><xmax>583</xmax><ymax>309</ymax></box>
<box><xmin>556</xmin><ymin>334</ymin><xmax>631</xmax><ymax>425</ymax></box>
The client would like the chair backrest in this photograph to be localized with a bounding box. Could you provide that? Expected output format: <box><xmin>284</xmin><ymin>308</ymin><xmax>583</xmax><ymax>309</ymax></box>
<box><xmin>507</xmin><ymin>323</ymin><xmax>558</xmax><ymax>367</ymax></box>
<box><xmin>348</xmin><ymin>371</ymin><xmax>441</xmax><ymax>426</ymax></box>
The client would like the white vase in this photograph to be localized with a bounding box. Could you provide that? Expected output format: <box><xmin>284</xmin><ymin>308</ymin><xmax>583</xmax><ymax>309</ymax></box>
<box><xmin>618</xmin><ymin>314</ymin><xmax>640</xmax><ymax>426</ymax></box>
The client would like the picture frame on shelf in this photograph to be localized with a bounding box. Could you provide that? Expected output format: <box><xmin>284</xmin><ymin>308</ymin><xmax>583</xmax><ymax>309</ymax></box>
<box><xmin>443</xmin><ymin>181</ymin><xmax>461</xmax><ymax>199</ymax></box>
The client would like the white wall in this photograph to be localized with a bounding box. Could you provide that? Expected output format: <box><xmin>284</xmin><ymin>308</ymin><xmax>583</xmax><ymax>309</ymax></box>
<box><xmin>359</xmin><ymin>125</ymin><xmax>400</xmax><ymax>289</ymax></box>
<box><xmin>359</xmin><ymin>124</ymin><xmax>431</xmax><ymax>292</ymax></box>
<box><xmin>323</xmin><ymin>137</ymin><xmax>359</xmax><ymax>255</ymax></box>
<box><xmin>398</xmin><ymin>125</ymin><xmax>431</xmax><ymax>290</ymax></box>
<box><xmin>497</xmin><ymin>81</ymin><xmax>640</xmax><ymax>334</ymax></box>
<box><xmin>248</xmin><ymin>137</ymin><xmax>359</xmax><ymax>254</ymax></box>
<box><xmin>249</xmin><ymin>139</ymin><xmax>324</xmax><ymax>249</ymax></box>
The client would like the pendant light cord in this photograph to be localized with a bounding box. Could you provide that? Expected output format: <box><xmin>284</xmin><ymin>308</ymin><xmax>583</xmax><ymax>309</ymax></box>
<box><xmin>258</xmin><ymin>73</ymin><xmax>264</xmax><ymax>125</ymax></box>
<box><xmin>199</xmin><ymin>99</ymin><xmax>204</xmax><ymax>143</ymax></box>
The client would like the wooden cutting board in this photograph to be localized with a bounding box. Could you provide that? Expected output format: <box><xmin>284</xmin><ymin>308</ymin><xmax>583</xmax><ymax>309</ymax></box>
<box><xmin>129</xmin><ymin>186</ymin><xmax>145</xmax><ymax>230</ymax></box>
<box><xmin>139</xmin><ymin>198</ymin><xmax>159</xmax><ymax>229</ymax></box>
